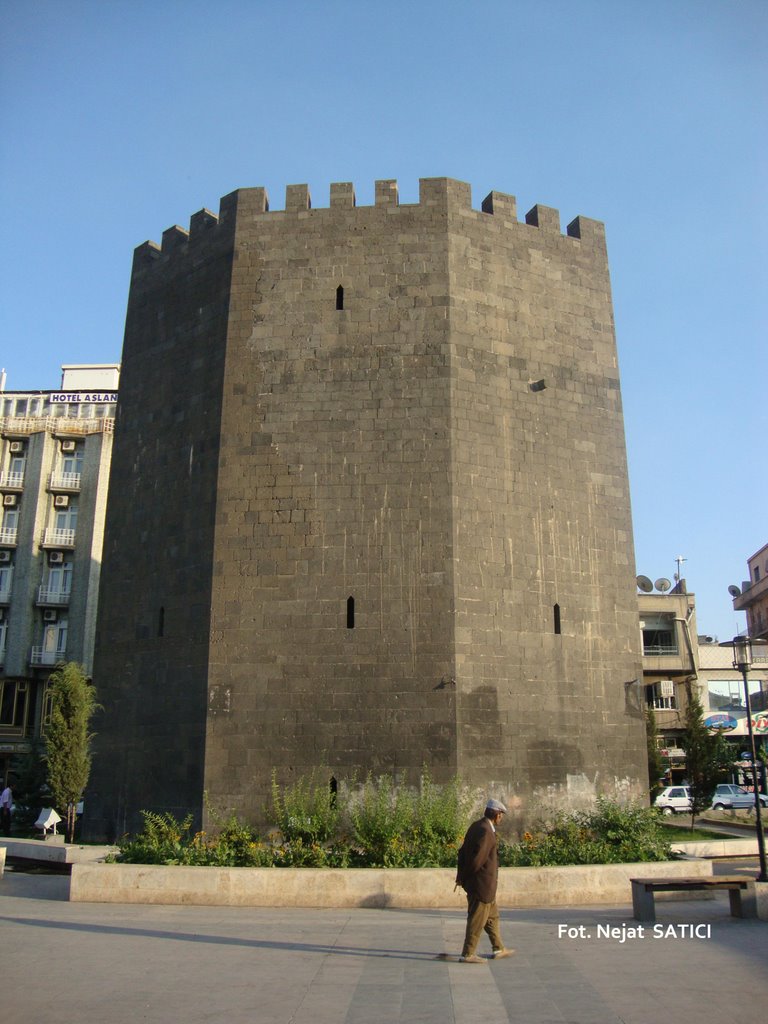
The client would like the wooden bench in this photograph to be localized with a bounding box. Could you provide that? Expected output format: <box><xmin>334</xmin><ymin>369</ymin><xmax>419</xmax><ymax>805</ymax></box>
<box><xmin>631</xmin><ymin>875</ymin><xmax>757</xmax><ymax>922</ymax></box>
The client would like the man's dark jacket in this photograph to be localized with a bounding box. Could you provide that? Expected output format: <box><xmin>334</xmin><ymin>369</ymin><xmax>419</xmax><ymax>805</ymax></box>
<box><xmin>455</xmin><ymin>816</ymin><xmax>499</xmax><ymax>903</ymax></box>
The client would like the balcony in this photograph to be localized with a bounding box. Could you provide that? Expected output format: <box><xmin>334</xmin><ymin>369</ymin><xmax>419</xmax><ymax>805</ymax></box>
<box><xmin>642</xmin><ymin>643</ymin><xmax>679</xmax><ymax>657</ymax></box>
<box><xmin>0</xmin><ymin>528</ymin><xmax>18</xmax><ymax>547</ymax></box>
<box><xmin>30</xmin><ymin>647</ymin><xmax>66</xmax><ymax>667</ymax></box>
<box><xmin>0</xmin><ymin>471</ymin><xmax>24</xmax><ymax>491</ymax></box>
<box><xmin>41</xmin><ymin>529</ymin><xmax>76</xmax><ymax>549</ymax></box>
<box><xmin>37</xmin><ymin>586</ymin><xmax>71</xmax><ymax>607</ymax></box>
<box><xmin>48</xmin><ymin>472</ymin><xmax>81</xmax><ymax>493</ymax></box>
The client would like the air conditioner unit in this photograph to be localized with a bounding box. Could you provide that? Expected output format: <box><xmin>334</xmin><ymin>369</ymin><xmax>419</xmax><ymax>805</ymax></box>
<box><xmin>60</xmin><ymin>440</ymin><xmax>77</xmax><ymax>452</ymax></box>
<box><xmin>48</xmin><ymin>551</ymin><xmax>64</xmax><ymax>564</ymax></box>
<box><xmin>9</xmin><ymin>441</ymin><xmax>25</xmax><ymax>454</ymax></box>
<box><xmin>54</xmin><ymin>495</ymin><xmax>70</xmax><ymax>508</ymax></box>
<box><xmin>2</xmin><ymin>494</ymin><xmax>17</xmax><ymax>507</ymax></box>
<box><xmin>0</xmin><ymin>550</ymin><xmax>10</xmax><ymax>563</ymax></box>
<box><xmin>43</xmin><ymin>609</ymin><xmax>58</xmax><ymax>622</ymax></box>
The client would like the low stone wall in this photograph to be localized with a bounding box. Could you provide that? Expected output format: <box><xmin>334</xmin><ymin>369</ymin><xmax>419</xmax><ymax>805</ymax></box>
<box><xmin>0</xmin><ymin>837</ymin><xmax>116</xmax><ymax>865</ymax></box>
<box><xmin>671</xmin><ymin>838</ymin><xmax>759</xmax><ymax>858</ymax></box>
<box><xmin>69</xmin><ymin>859</ymin><xmax>712</xmax><ymax>908</ymax></box>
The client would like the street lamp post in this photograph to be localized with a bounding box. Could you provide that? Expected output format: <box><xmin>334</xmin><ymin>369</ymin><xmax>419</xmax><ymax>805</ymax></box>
<box><xmin>720</xmin><ymin>635</ymin><xmax>768</xmax><ymax>882</ymax></box>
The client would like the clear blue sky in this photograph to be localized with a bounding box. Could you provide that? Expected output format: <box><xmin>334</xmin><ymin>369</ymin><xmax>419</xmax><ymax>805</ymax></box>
<box><xmin>1</xmin><ymin>0</ymin><xmax>765</xmax><ymax>640</ymax></box>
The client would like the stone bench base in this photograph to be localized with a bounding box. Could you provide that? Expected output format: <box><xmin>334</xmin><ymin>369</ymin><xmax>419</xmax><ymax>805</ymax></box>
<box><xmin>631</xmin><ymin>875</ymin><xmax>757</xmax><ymax>922</ymax></box>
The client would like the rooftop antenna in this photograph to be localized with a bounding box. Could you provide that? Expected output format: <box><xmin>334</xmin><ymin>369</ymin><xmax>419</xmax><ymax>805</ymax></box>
<box><xmin>0</xmin><ymin>368</ymin><xmax>6</xmax><ymax>392</ymax></box>
<box><xmin>674</xmin><ymin>555</ymin><xmax>687</xmax><ymax>582</ymax></box>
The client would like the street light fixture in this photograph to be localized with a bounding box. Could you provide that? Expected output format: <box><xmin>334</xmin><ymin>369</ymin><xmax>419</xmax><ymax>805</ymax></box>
<box><xmin>719</xmin><ymin>635</ymin><xmax>768</xmax><ymax>882</ymax></box>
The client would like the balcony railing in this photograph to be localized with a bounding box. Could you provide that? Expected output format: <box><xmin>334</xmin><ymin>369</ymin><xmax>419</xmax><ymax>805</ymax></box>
<box><xmin>0</xmin><ymin>415</ymin><xmax>114</xmax><ymax>436</ymax></box>
<box><xmin>30</xmin><ymin>647</ymin><xmax>67</xmax><ymax>666</ymax></box>
<box><xmin>0</xmin><ymin>528</ymin><xmax>18</xmax><ymax>546</ymax></box>
<box><xmin>48</xmin><ymin>472</ymin><xmax>81</xmax><ymax>492</ymax></box>
<box><xmin>41</xmin><ymin>529</ymin><xmax>76</xmax><ymax>548</ymax></box>
<box><xmin>642</xmin><ymin>644</ymin><xmax>680</xmax><ymax>656</ymax></box>
<box><xmin>0</xmin><ymin>472</ymin><xmax>24</xmax><ymax>490</ymax></box>
<box><xmin>37</xmin><ymin>586</ymin><xmax>71</xmax><ymax>606</ymax></box>
<box><xmin>648</xmin><ymin>696</ymin><xmax>677</xmax><ymax>710</ymax></box>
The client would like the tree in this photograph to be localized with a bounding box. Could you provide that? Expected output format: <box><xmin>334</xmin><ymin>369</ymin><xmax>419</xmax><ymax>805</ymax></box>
<box><xmin>45</xmin><ymin>662</ymin><xmax>99</xmax><ymax>843</ymax></box>
<box><xmin>681</xmin><ymin>688</ymin><xmax>730</xmax><ymax>829</ymax></box>
<box><xmin>645</xmin><ymin>707</ymin><xmax>666</xmax><ymax>801</ymax></box>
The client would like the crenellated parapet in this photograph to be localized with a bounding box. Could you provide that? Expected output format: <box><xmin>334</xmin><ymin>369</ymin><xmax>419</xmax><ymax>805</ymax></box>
<box><xmin>132</xmin><ymin>177</ymin><xmax>606</xmax><ymax>274</ymax></box>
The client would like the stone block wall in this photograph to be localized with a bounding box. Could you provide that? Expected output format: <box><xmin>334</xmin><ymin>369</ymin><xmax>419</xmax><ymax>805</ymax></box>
<box><xmin>85</xmin><ymin>178</ymin><xmax>646</xmax><ymax>839</ymax></box>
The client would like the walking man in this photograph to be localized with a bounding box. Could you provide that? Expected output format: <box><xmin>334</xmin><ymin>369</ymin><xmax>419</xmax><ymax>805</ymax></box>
<box><xmin>455</xmin><ymin>797</ymin><xmax>513</xmax><ymax>963</ymax></box>
<box><xmin>0</xmin><ymin>781</ymin><xmax>12</xmax><ymax>837</ymax></box>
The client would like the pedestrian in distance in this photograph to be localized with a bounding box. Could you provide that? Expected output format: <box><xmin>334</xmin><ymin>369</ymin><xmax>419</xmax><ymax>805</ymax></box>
<box><xmin>454</xmin><ymin>797</ymin><xmax>514</xmax><ymax>963</ymax></box>
<box><xmin>0</xmin><ymin>781</ymin><xmax>12</xmax><ymax>837</ymax></box>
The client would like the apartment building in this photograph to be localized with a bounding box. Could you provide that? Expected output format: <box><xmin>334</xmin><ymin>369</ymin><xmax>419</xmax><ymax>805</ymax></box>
<box><xmin>0</xmin><ymin>364</ymin><xmax>118</xmax><ymax>783</ymax></box>
<box><xmin>732</xmin><ymin>542</ymin><xmax>768</xmax><ymax>641</ymax></box>
<box><xmin>639</xmin><ymin>578</ymin><xmax>767</xmax><ymax>786</ymax></box>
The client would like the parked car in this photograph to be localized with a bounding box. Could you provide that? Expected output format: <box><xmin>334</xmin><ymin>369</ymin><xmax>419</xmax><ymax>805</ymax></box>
<box><xmin>711</xmin><ymin>784</ymin><xmax>768</xmax><ymax>810</ymax></box>
<box><xmin>654</xmin><ymin>786</ymin><xmax>692</xmax><ymax>815</ymax></box>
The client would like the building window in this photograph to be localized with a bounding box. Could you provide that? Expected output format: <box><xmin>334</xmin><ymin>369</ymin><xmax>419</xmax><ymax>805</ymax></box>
<box><xmin>641</xmin><ymin>614</ymin><xmax>678</xmax><ymax>656</ymax></box>
<box><xmin>0</xmin><ymin>678</ymin><xmax>29</xmax><ymax>732</ymax></box>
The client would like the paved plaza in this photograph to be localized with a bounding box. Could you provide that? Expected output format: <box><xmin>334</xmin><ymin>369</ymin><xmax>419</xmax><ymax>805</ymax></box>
<box><xmin>1</xmin><ymin>869</ymin><xmax>766</xmax><ymax>1024</ymax></box>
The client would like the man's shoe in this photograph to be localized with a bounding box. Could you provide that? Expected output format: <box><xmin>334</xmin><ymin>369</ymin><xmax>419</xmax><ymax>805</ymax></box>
<box><xmin>459</xmin><ymin>954</ymin><xmax>486</xmax><ymax>963</ymax></box>
<box><xmin>491</xmin><ymin>948</ymin><xmax>514</xmax><ymax>959</ymax></box>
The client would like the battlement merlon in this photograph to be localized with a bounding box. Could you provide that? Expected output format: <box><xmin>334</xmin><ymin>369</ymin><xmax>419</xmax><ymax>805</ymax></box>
<box><xmin>131</xmin><ymin>179</ymin><xmax>608</xmax><ymax>271</ymax></box>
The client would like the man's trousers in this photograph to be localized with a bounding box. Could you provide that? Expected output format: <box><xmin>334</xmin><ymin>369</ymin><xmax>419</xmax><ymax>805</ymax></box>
<box><xmin>461</xmin><ymin>893</ymin><xmax>503</xmax><ymax>957</ymax></box>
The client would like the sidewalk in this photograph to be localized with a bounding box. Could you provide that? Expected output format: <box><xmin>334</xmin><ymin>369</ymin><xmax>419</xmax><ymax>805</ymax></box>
<box><xmin>1</xmin><ymin>870</ymin><xmax>765</xmax><ymax>1024</ymax></box>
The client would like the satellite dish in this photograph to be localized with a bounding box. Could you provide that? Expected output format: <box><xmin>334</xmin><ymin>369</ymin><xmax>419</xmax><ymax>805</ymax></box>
<box><xmin>728</xmin><ymin>584</ymin><xmax>742</xmax><ymax>598</ymax></box>
<box><xmin>636</xmin><ymin>575</ymin><xmax>653</xmax><ymax>593</ymax></box>
<box><xmin>655</xmin><ymin>578</ymin><xmax>671</xmax><ymax>593</ymax></box>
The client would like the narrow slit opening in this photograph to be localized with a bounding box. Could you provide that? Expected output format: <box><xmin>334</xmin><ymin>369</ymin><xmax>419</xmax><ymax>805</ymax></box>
<box><xmin>346</xmin><ymin>596</ymin><xmax>355</xmax><ymax>629</ymax></box>
<box><xmin>336</xmin><ymin>285</ymin><xmax>344</xmax><ymax>310</ymax></box>
<box><xmin>553</xmin><ymin>603</ymin><xmax>561</xmax><ymax>635</ymax></box>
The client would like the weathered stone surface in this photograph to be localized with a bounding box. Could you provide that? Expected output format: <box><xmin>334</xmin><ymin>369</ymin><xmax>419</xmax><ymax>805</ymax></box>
<box><xmin>69</xmin><ymin>860</ymin><xmax>711</xmax><ymax>908</ymax></box>
<box><xmin>85</xmin><ymin>178</ymin><xmax>646</xmax><ymax>840</ymax></box>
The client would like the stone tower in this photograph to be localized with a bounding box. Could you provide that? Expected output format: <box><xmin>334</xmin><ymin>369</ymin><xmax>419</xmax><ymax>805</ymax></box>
<box><xmin>85</xmin><ymin>178</ymin><xmax>646</xmax><ymax>839</ymax></box>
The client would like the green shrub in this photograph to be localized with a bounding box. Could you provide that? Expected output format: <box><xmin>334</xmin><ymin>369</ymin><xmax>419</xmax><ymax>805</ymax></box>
<box><xmin>116</xmin><ymin>811</ymin><xmax>195</xmax><ymax>865</ymax></box>
<box><xmin>270</xmin><ymin>767</ymin><xmax>341</xmax><ymax>845</ymax></box>
<box><xmin>114</xmin><ymin>787</ymin><xmax>673</xmax><ymax>870</ymax></box>
<box><xmin>499</xmin><ymin>799</ymin><xmax>673</xmax><ymax>867</ymax></box>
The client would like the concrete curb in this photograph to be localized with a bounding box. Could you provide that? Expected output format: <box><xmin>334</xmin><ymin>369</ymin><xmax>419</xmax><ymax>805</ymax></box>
<box><xmin>671</xmin><ymin>838</ymin><xmax>759</xmax><ymax>858</ymax></box>
<box><xmin>70</xmin><ymin>859</ymin><xmax>713</xmax><ymax>908</ymax></box>
<box><xmin>0</xmin><ymin>837</ymin><xmax>117</xmax><ymax>865</ymax></box>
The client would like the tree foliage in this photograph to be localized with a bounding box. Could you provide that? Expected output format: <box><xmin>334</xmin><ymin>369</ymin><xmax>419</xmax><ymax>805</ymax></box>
<box><xmin>645</xmin><ymin>706</ymin><xmax>666</xmax><ymax>801</ymax></box>
<box><xmin>681</xmin><ymin>688</ymin><xmax>730</xmax><ymax>827</ymax></box>
<box><xmin>45</xmin><ymin>662</ymin><xmax>98</xmax><ymax>842</ymax></box>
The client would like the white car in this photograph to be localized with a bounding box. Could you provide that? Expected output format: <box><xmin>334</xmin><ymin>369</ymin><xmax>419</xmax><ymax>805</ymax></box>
<box><xmin>711</xmin><ymin>784</ymin><xmax>768</xmax><ymax>810</ymax></box>
<box><xmin>654</xmin><ymin>786</ymin><xmax>692</xmax><ymax>815</ymax></box>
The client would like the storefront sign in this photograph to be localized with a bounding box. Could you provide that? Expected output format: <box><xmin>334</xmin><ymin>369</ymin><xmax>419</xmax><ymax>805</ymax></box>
<box><xmin>49</xmin><ymin>392</ymin><xmax>118</xmax><ymax>404</ymax></box>
<box><xmin>704</xmin><ymin>714</ymin><xmax>738</xmax><ymax>731</ymax></box>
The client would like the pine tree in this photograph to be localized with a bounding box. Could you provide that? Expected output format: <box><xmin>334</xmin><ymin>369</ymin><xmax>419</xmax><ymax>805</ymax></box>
<box><xmin>681</xmin><ymin>688</ymin><xmax>727</xmax><ymax>828</ymax></box>
<box><xmin>645</xmin><ymin>706</ymin><xmax>665</xmax><ymax>800</ymax></box>
<box><xmin>45</xmin><ymin>663</ymin><xmax>99</xmax><ymax>843</ymax></box>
